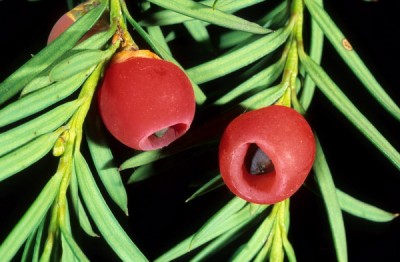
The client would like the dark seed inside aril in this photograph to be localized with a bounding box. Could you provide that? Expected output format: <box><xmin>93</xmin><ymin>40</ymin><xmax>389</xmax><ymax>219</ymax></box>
<box><xmin>245</xmin><ymin>144</ymin><xmax>275</xmax><ymax>175</ymax></box>
<box><xmin>153</xmin><ymin>127</ymin><xmax>169</xmax><ymax>138</ymax></box>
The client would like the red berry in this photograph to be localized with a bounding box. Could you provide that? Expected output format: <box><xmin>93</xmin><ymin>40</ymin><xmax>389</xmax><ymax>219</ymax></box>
<box><xmin>47</xmin><ymin>1</ymin><xmax>109</xmax><ymax>44</ymax></box>
<box><xmin>218</xmin><ymin>105</ymin><xmax>316</xmax><ymax>204</ymax></box>
<box><xmin>98</xmin><ymin>50</ymin><xmax>196</xmax><ymax>151</ymax></box>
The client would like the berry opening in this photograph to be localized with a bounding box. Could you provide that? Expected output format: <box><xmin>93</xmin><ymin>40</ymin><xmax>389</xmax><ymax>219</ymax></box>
<box><xmin>244</xmin><ymin>144</ymin><xmax>275</xmax><ymax>176</ymax></box>
<box><xmin>140</xmin><ymin>123</ymin><xmax>188</xmax><ymax>150</ymax></box>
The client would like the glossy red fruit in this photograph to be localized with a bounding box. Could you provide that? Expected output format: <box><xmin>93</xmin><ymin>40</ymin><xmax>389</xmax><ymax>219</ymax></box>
<box><xmin>219</xmin><ymin>105</ymin><xmax>316</xmax><ymax>204</ymax></box>
<box><xmin>98</xmin><ymin>50</ymin><xmax>196</xmax><ymax>151</ymax></box>
<box><xmin>47</xmin><ymin>1</ymin><xmax>108</xmax><ymax>44</ymax></box>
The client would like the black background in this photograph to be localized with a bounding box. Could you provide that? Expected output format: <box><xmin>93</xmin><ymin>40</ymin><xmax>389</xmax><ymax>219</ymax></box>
<box><xmin>1</xmin><ymin>0</ymin><xmax>400</xmax><ymax>261</ymax></box>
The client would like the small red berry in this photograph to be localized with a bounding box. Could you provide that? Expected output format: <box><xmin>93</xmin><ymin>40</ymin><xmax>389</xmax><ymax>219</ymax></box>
<box><xmin>218</xmin><ymin>105</ymin><xmax>316</xmax><ymax>204</ymax></box>
<box><xmin>98</xmin><ymin>50</ymin><xmax>196</xmax><ymax>151</ymax></box>
<box><xmin>47</xmin><ymin>1</ymin><xmax>109</xmax><ymax>44</ymax></box>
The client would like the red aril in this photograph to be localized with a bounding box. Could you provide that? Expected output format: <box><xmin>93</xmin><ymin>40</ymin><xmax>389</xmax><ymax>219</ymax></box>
<box><xmin>97</xmin><ymin>50</ymin><xmax>196</xmax><ymax>151</ymax></box>
<box><xmin>47</xmin><ymin>1</ymin><xmax>109</xmax><ymax>44</ymax></box>
<box><xmin>218</xmin><ymin>105</ymin><xmax>316</xmax><ymax>204</ymax></box>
